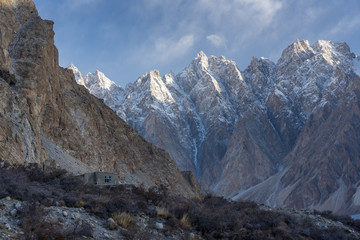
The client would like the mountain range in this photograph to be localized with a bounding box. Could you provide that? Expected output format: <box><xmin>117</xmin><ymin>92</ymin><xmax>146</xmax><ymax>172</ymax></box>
<box><xmin>71</xmin><ymin>40</ymin><xmax>360</xmax><ymax>214</ymax></box>
<box><xmin>3</xmin><ymin>0</ymin><xmax>360</xmax><ymax>238</ymax></box>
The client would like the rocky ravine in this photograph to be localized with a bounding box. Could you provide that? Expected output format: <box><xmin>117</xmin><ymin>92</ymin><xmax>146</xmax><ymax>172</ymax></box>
<box><xmin>73</xmin><ymin>40</ymin><xmax>360</xmax><ymax>214</ymax></box>
<box><xmin>0</xmin><ymin>0</ymin><xmax>200</xmax><ymax>198</ymax></box>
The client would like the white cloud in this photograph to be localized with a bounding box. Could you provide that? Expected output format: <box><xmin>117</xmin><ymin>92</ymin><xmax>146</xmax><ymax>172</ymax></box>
<box><xmin>195</xmin><ymin>0</ymin><xmax>283</xmax><ymax>47</ymax></box>
<box><xmin>304</xmin><ymin>6</ymin><xmax>327</xmax><ymax>23</ymax></box>
<box><xmin>137</xmin><ymin>35</ymin><xmax>195</xmax><ymax>67</ymax></box>
<box><xmin>250</xmin><ymin>0</ymin><xmax>283</xmax><ymax>23</ymax></box>
<box><xmin>197</xmin><ymin>0</ymin><xmax>282</xmax><ymax>27</ymax></box>
<box><xmin>206</xmin><ymin>34</ymin><xmax>226</xmax><ymax>47</ymax></box>
<box><xmin>133</xmin><ymin>0</ymin><xmax>283</xmax><ymax>55</ymax></box>
<box><xmin>328</xmin><ymin>16</ymin><xmax>360</xmax><ymax>36</ymax></box>
<box><xmin>129</xmin><ymin>0</ymin><xmax>285</xmax><ymax>71</ymax></box>
<box><xmin>154</xmin><ymin>35</ymin><xmax>195</xmax><ymax>62</ymax></box>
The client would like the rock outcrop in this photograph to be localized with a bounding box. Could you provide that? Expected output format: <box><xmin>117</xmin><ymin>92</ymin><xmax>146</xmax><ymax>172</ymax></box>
<box><xmin>0</xmin><ymin>0</ymin><xmax>200</xmax><ymax>198</ymax></box>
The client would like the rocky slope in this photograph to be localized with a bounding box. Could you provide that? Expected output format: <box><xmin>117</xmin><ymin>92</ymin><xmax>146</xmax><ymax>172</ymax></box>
<box><xmin>74</xmin><ymin>40</ymin><xmax>360</xmax><ymax>214</ymax></box>
<box><xmin>2</xmin><ymin>164</ymin><xmax>360</xmax><ymax>240</ymax></box>
<box><xmin>0</xmin><ymin>0</ymin><xmax>200</xmax><ymax>198</ymax></box>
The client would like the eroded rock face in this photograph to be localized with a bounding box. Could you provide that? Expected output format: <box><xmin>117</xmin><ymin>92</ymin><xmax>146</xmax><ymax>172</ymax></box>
<box><xmin>0</xmin><ymin>0</ymin><xmax>42</xmax><ymax>165</ymax></box>
<box><xmin>0</xmin><ymin>0</ymin><xmax>199</xmax><ymax>198</ymax></box>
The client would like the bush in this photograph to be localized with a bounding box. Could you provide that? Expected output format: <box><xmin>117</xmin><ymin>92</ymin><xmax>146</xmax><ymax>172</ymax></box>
<box><xmin>112</xmin><ymin>212</ymin><xmax>133</xmax><ymax>228</ymax></box>
<box><xmin>108</xmin><ymin>218</ymin><xmax>117</xmax><ymax>230</ymax></box>
<box><xmin>157</xmin><ymin>207</ymin><xmax>171</xmax><ymax>219</ymax></box>
<box><xmin>74</xmin><ymin>200</ymin><xmax>86</xmax><ymax>208</ymax></box>
<box><xmin>180</xmin><ymin>213</ymin><xmax>190</xmax><ymax>229</ymax></box>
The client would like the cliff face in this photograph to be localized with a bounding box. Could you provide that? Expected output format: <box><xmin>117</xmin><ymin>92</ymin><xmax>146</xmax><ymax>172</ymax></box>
<box><xmin>0</xmin><ymin>0</ymin><xmax>42</xmax><ymax>165</ymax></box>
<box><xmin>0</xmin><ymin>0</ymin><xmax>199</xmax><ymax>198</ymax></box>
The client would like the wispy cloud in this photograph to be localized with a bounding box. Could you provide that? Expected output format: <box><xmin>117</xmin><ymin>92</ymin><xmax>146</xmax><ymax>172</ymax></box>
<box><xmin>206</xmin><ymin>34</ymin><xmax>226</xmax><ymax>48</ymax></box>
<box><xmin>193</xmin><ymin>0</ymin><xmax>283</xmax><ymax>51</ymax></box>
<box><xmin>197</xmin><ymin>0</ymin><xmax>283</xmax><ymax>31</ymax></box>
<box><xmin>128</xmin><ymin>0</ymin><xmax>285</xmax><ymax>73</ymax></box>
<box><xmin>304</xmin><ymin>6</ymin><xmax>328</xmax><ymax>23</ymax></box>
<box><xmin>137</xmin><ymin>35</ymin><xmax>195</xmax><ymax>67</ymax></box>
<box><xmin>154</xmin><ymin>35</ymin><xmax>195</xmax><ymax>61</ymax></box>
<box><xmin>328</xmin><ymin>16</ymin><xmax>360</xmax><ymax>36</ymax></box>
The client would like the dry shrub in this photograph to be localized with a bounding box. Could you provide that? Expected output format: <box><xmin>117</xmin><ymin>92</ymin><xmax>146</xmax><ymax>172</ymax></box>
<box><xmin>180</xmin><ymin>213</ymin><xmax>190</xmax><ymax>229</ymax></box>
<box><xmin>74</xmin><ymin>200</ymin><xmax>86</xmax><ymax>208</ymax></box>
<box><xmin>108</xmin><ymin>219</ymin><xmax>117</xmax><ymax>230</ymax></box>
<box><xmin>112</xmin><ymin>212</ymin><xmax>133</xmax><ymax>228</ymax></box>
<box><xmin>157</xmin><ymin>207</ymin><xmax>171</xmax><ymax>219</ymax></box>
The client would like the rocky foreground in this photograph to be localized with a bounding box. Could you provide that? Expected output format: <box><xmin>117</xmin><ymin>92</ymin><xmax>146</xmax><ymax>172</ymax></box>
<box><xmin>1</xmin><ymin>161</ymin><xmax>360</xmax><ymax>240</ymax></box>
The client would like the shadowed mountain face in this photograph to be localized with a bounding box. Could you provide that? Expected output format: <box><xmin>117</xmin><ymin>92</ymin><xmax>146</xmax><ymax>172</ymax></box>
<box><xmin>0</xmin><ymin>0</ymin><xmax>200</xmax><ymax>198</ymax></box>
<box><xmin>74</xmin><ymin>39</ymin><xmax>360</xmax><ymax>214</ymax></box>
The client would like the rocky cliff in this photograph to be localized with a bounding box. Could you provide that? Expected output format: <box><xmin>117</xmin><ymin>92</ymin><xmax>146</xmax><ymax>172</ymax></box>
<box><xmin>0</xmin><ymin>0</ymin><xmax>200</xmax><ymax>198</ymax></box>
<box><xmin>74</xmin><ymin>39</ymin><xmax>360</xmax><ymax>214</ymax></box>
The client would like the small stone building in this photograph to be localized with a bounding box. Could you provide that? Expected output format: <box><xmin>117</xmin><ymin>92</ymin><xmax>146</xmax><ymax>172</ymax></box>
<box><xmin>81</xmin><ymin>172</ymin><xmax>120</xmax><ymax>185</ymax></box>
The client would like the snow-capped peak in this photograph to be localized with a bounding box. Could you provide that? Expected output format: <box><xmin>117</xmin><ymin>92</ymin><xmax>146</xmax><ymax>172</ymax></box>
<box><xmin>68</xmin><ymin>63</ymin><xmax>79</xmax><ymax>72</ymax></box>
<box><xmin>68</xmin><ymin>64</ymin><xmax>84</xmax><ymax>85</ymax></box>
<box><xmin>164</xmin><ymin>73</ymin><xmax>175</xmax><ymax>85</ymax></box>
<box><xmin>292</xmin><ymin>39</ymin><xmax>312</xmax><ymax>55</ymax></box>
<box><xmin>277</xmin><ymin>40</ymin><xmax>315</xmax><ymax>68</ymax></box>
<box><xmin>134</xmin><ymin>70</ymin><xmax>160</xmax><ymax>86</ymax></box>
<box><xmin>194</xmin><ymin>51</ymin><xmax>209</xmax><ymax>70</ymax></box>
<box><xmin>196</xmin><ymin>51</ymin><xmax>207</xmax><ymax>59</ymax></box>
<box><xmin>312</xmin><ymin>40</ymin><xmax>339</xmax><ymax>65</ymax></box>
<box><xmin>68</xmin><ymin>66</ymin><xmax>124</xmax><ymax>111</ymax></box>
<box><xmin>132</xmin><ymin>70</ymin><xmax>176</xmax><ymax>103</ymax></box>
<box><xmin>85</xmin><ymin>70</ymin><xmax>115</xmax><ymax>91</ymax></box>
<box><xmin>313</xmin><ymin>40</ymin><xmax>333</xmax><ymax>51</ymax></box>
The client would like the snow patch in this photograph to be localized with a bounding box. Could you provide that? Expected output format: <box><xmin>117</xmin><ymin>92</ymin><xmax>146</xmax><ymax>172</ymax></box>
<box><xmin>354</xmin><ymin>56</ymin><xmax>360</xmax><ymax>76</ymax></box>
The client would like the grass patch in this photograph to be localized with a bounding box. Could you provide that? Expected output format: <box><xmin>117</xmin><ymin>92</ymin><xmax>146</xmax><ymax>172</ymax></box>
<box><xmin>74</xmin><ymin>200</ymin><xmax>86</xmax><ymax>208</ymax></box>
<box><xmin>112</xmin><ymin>212</ymin><xmax>133</xmax><ymax>228</ymax></box>
<box><xmin>157</xmin><ymin>207</ymin><xmax>171</xmax><ymax>219</ymax></box>
<box><xmin>180</xmin><ymin>213</ymin><xmax>190</xmax><ymax>229</ymax></box>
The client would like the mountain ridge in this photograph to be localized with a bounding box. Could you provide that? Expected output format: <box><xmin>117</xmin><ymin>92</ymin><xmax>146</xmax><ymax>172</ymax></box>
<box><xmin>72</xmin><ymin>39</ymin><xmax>360</xmax><ymax>214</ymax></box>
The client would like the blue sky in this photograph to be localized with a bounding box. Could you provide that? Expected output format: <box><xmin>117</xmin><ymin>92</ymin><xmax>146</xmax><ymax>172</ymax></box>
<box><xmin>33</xmin><ymin>0</ymin><xmax>360</xmax><ymax>87</ymax></box>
